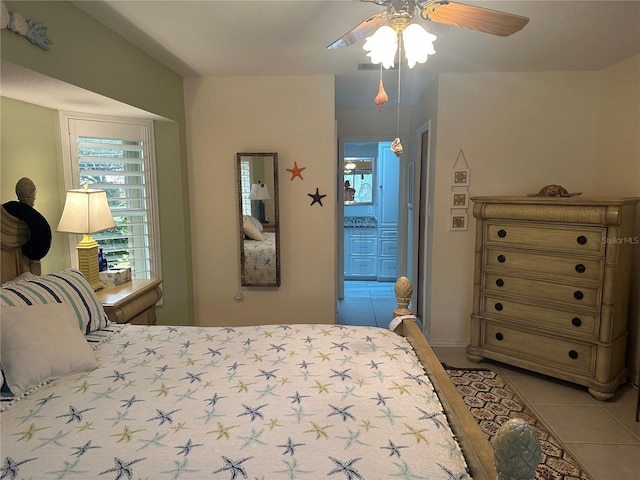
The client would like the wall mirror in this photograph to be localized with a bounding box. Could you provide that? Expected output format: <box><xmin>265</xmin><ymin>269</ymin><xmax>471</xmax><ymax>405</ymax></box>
<box><xmin>343</xmin><ymin>157</ymin><xmax>374</xmax><ymax>204</ymax></box>
<box><xmin>237</xmin><ymin>152</ymin><xmax>280</xmax><ymax>287</ymax></box>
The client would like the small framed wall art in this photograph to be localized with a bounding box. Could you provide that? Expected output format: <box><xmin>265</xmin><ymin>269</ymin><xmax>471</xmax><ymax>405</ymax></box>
<box><xmin>450</xmin><ymin>213</ymin><xmax>468</xmax><ymax>231</ymax></box>
<box><xmin>451</xmin><ymin>191</ymin><xmax>469</xmax><ymax>209</ymax></box>
<box><xmin>451</xmin><ymin>168</ymin><xmax>470</xmax><ymax>187</ymax></box>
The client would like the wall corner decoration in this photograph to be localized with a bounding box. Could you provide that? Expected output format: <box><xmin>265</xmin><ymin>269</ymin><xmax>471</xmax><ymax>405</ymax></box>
<box><xmin>449</xmin><ymin>149</ymin><xmax>470</xmax><ymax>231</ymax></box>
<box><xmin>1</xmin><ymin>1</ymin><xmax>53</xmax><ymax>51</ymax></box>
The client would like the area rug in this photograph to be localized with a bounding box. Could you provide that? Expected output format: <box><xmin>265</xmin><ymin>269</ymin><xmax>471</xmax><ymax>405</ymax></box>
<box><xmin>443</xmin><ymin>364</ymin><xmax>592</xmax><ymax>480</ymax></box>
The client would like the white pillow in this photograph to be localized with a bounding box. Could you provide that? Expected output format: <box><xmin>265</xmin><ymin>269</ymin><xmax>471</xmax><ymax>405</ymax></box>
<box><xmin>0</xmin><ymin>269</ymin><xmax>110</xmax><ymax>333</ymax></box>
<box><xmin>0</xmin><ymin>303</ymin><xmax>98</xmax><ymax>395</ymax></box>
<box><xmin>243</xmin><ymin>217</ymin><xmax>264</xmax><ymax>241</ymax></box>
<box><xmin>243</xmin><ymin>215</ymin><xmax>264</xmax><ymax>232</ymax></box>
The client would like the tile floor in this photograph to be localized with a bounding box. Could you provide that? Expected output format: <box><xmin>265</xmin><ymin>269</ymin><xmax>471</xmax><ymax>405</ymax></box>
<box><xmin>338</xmin><ymin>280</ymin><xmax>640</xmax><ymax>480</ymax></box>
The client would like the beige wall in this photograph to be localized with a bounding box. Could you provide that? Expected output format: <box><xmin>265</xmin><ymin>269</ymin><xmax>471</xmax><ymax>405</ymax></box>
<box><xmin>428</xmin><ymin>71</ymin><xmax>600</xmax><ymax>345</ymax></box>
<box><xmin>184</xmin><ymin>75</ymin><xmax>336</xmax><ymax>326</ymax></box>
<box><xmin>405</xmin><ymin>59</ymin><xmax>639</xmax><ymax>377</ymax></box>
<box><xmin>1</xmin><ymin>1</ymin><xmax>193</xmax><ymax>325</ymax></box>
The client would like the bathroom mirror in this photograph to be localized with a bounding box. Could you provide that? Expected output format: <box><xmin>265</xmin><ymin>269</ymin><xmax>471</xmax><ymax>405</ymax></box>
<box><xmin>343</xmin><ymin>157</ymin><xmax>374</xmax><ymax>204</ymax></box>
<box><xmin>237</xmin><ymin>152</ymin><xmax>280</xmax><ymax>287</ymax></box>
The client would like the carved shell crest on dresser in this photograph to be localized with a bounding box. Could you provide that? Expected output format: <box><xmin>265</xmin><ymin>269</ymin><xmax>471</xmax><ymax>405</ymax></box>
<box><xmin>466</xmin><ymin>196</ymin><xmax>639</xmax><ymax>401</ymax></box>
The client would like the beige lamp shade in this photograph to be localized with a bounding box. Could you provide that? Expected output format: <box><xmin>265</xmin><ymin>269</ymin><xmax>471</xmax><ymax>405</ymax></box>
<box><xmin>57</xmin><ymin>186</ymin><xmax>115</xmax><ymax>290</ymax></box>
<box><xmin>57</xmin><ymin>187</ymin><xmax>116</xmax><ymax>234</ymax></box>
<box><xmin>249</xmin><ymin>182</ymin><xmax>271</xmax><ymax>201</ymax></box>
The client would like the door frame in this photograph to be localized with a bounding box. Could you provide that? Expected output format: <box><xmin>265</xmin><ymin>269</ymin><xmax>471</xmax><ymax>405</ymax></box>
<box><xmin>412</xmin><ymin>121</ymin><xmax>433</xmax><ymax>337</ymax></box>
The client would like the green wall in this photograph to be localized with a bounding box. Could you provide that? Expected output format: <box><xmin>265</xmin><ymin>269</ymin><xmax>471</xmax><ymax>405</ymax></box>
<box><xmin>1</xmin><ymin>1</ymin><xmax>193</xmax><ymax>325</ymax></box>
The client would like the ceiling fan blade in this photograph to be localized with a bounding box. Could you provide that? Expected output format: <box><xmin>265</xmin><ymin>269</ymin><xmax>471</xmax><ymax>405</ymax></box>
<box><xmin>327</xmin><ymin>12</ymin><xmax>388</xmax><ymax>49</ymax></box>
<box><xmin>420</xmin><ymin>1</ymin><xmax>529</xmax><ymax>37</ymax></box>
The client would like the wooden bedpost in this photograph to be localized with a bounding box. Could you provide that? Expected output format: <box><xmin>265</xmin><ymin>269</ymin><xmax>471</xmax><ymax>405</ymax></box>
<box><xmin>393</xmin><ymin>276</ymin><xmax>413</xmax><ymax>320</ymax></box>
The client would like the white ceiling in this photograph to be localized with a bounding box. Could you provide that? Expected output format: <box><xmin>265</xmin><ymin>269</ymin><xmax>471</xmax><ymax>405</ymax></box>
<box><xmin>3</xmin><ymin>1</ymin><xmax>640</xmax><ymax>112</ymax></box>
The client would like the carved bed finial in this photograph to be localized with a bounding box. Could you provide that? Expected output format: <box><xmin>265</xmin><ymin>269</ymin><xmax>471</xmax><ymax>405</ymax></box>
<box><xmin>493</xmin><ymin>418</ymin><xmax>541</xmax><ymax>480</ymax></box>
<box><xmin>393</xmin><ymin>276</ymin><xmax>413</xmax><ymax>318</ymax></box>
<box><xmin>15</xmin><ymin>177</ymin><xmax>36</xmax><ymax>206</ymax></box>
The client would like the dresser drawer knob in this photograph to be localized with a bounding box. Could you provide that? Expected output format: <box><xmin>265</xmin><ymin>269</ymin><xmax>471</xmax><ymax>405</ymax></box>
<box><xmin>568</xmin><ymin>350</ymin><xmax>579</xmax><ymax>360</ymax></box>
<box><xmin>494</xmin><ymin>303</ymin><xmax>503</xmax><ymax>311</ymax></box>
<box><xmin>496</xmin><ymin>278</ymin><xmax>504</xmax><ymax>287</ymax></box>
<box><xmin>572</xmin><ymin>317</ymin><xmax>582</xmax><ymax>327</ymax></box>
<box><xmin>575</xmin><ymin>264</ymin><xmax>586</xmax><ymax>274</ymax></box>
<box><xmin>573</xmin><ymin>290</ymin><xmax>584</xmax><ymax>300</ymax></box>
<box><xmin>576</xmin><ymin>235</ymin><xmax>588</xmax><ymax>245</ymax></box>
<box><xmin>497</xmin><ymin>229</ymin><xmax>507</xmax><ymax>238</ymax></box>
<box><xmin>497</xmin><ymin>254</ymin><xmax>506</xmax><ymax>263</ymax></box>
<box><xmin>495</xmin><ymin>332</ymin><xmax>504</xmax><ymax>341</ymax></box>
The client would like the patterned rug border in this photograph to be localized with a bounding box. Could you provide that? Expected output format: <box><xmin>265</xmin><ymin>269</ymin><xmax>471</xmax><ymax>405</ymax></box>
<box><xmin>442</xmin><ymin>363</ymin><xmax>593</xmax><ymax>480</ymax></box>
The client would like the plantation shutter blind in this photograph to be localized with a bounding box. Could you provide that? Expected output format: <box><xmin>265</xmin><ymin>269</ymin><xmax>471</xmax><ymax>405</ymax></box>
<box><xmin>240</xmin><ymin>158</ymin><xmax>252</xmax><ymax>215</ymax></box>
<box><xmin>64</xmin><ymin>117</ymin><xmax>160</xmax><ymax>280</ymax></box>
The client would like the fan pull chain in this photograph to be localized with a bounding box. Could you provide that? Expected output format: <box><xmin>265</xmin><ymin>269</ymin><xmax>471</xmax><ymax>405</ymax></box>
<box><xmin>391</xmin><ymin>33</ymin><xmax>403</xmax><ymax>157</ymax></box>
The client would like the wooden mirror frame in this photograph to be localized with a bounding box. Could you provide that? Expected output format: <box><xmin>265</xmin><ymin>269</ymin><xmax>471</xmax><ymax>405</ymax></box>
<box><xmin>236</xmin><ymin>152</ymin><xmax>280</xmax><ymax>287</ymax></box>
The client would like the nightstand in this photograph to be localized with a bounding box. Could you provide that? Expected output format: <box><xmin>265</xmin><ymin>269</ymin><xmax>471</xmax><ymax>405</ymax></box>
<box><xmin>96</xmin><ymin>279</ymin><xmax>163</xmax><ymax>325</ymax></box>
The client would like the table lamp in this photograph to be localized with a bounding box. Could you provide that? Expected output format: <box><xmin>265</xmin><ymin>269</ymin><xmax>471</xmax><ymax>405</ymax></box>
<box><xmin>249</xmin><ymin>181</ymin><xmax>271</xmax><ymax>223</ymax></box>
<box><xmin>57</xmin><ymin>184</ymin><xmax>116</xmax><ymax>290</ymax></box>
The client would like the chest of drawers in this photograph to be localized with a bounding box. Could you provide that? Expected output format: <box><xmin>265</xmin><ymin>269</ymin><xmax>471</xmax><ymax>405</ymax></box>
<box><xmin>466</xmin><ymin>197</ymin><xmax>638</xmax><ymax>400</ymax></box>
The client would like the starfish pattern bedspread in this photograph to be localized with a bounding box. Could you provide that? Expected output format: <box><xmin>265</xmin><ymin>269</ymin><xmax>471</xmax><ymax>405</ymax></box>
<box><xmin>1</xmin><ymin>324</ymin><xmax>470</xmax><ymax>479</ymax></box>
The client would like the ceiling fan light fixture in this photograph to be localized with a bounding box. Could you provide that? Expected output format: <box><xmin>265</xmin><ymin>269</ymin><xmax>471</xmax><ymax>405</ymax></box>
<box><xmin>402</xmin><ymin>23</ymin><xmax>436</xmax><ymax>69</ymax></box>
<box><xmin>363</xmin><ymin>25</ymin><xmax>398</xmax><ymax>69</ymax></box>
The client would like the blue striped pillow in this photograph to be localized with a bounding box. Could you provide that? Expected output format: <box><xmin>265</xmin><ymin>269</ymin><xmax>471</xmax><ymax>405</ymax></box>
<box><xmin>0</xmin><ymin>269</ymin><xmax>110</xmax><ymax>334</ymax></box>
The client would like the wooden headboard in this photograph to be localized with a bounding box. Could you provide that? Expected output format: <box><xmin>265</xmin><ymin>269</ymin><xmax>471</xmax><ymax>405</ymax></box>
<box><xmin>1</xmin><ymin>178</ymin><xmax>43</xmax><ymax>284</ymax></box>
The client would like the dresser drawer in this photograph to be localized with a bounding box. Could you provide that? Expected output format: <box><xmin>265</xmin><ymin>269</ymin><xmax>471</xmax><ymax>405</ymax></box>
<box><xmin>349</xmin><ymin>258</ymin><xmax>376</xmax><ymax>277</ymax></box>
<box><xmin>483</xmin><ymin>322</ymin><xmax>594</xmax><ymax>375</ymax></box>
<box><xmin>483</xmin><ymin>272</ymin><xmax>601</xmax><ymax>309</ymax></box>
<box><xmin>481</xmin><ymin>295</ymin><xmax>598</xmax><ymax>338</ymax></box>
<box><xmin>351</xmin><ymin>238</ymin><xmax>376</xmax><ymax>256</ymax></box>
<box><xmin>484</xmin><ymin>247</ymin><xmax>604</xmax><ymax>281</ymax></box>
<box><xmin>485</xmin><ymin>222</ymin><xmax>606</xmax><ymax>255</ymax></box>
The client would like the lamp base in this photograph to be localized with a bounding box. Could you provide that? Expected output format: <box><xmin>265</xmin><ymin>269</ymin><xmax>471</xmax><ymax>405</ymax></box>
<box><xmin>76</xmin><ymin>234</ymin><xmax>104</xmax><ymax>291</ymax></box>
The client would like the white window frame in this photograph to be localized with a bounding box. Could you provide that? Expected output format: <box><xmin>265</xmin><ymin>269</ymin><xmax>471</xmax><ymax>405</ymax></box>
<box><xmin>59</xmin><ymin>112</ymin><xmax>162</xmax><ymax>281</ymax></box>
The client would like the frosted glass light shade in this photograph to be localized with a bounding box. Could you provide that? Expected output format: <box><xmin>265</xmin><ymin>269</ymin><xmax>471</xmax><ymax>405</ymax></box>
<box><xmin>402</xmin><ymin>23</ymin><xmax>437</xmax><ymax>69</ymax></box>
<box><xmin>57</xmin><ymin>188</ymin><xmax>115</xmax><ymax>235</ymax></box>
<box><xmin>363</xmin><ymin>25</ymin><xmax>398</xmax><ymax>69</ymax></box>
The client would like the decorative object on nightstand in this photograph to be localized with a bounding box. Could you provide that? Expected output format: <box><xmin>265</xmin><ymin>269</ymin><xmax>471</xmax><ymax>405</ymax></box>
<box><xmin>467</xmin><ymin>196</ymin><xmax>639</xmax><ymax>400</ymax></box>
<box><xmin>96</xmin><ymin>279</ymin><xmax>162</xmax><ymax>325</ymax></box>
<box><xmin>57</xmin><ymin>184</ymin><xmax>115</xmax><ymax>291</ymax></box>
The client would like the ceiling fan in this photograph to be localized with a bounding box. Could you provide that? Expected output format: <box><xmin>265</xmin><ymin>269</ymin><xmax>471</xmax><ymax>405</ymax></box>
<box><xmin>327</xmin><ymin>0</ymin><xmax>530</xmax><ymax>50</ymax></box>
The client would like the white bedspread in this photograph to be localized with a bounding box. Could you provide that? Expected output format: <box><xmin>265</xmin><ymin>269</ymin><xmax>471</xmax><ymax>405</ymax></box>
<box><xmin>1</xmin><ymin>324</ymin><xmax>470</xmax><ymax>479</ymax></box>
<box><xmin>243</xmin><ymin>232</ymin><xmax>277</xmax><ymax>285</ymax></box>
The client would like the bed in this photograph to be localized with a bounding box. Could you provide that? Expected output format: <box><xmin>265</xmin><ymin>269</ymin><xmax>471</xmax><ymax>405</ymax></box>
<box><xmin>241</xmin><ymin>215</ymin><xmax>278</xmax><ymax>286</ymax></box>
<box><xmin>1</xmin><ymin>180</ymin><xmax>538</xmax><ymax>480</ymax></box>
<box><xmin>243</xmin><ymin>231</ymin><xmax>277</xmax><ymax>285</ymax></box>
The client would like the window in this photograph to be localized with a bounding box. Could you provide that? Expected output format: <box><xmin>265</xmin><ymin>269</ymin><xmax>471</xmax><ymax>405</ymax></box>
<box><xmin>60</xmin><ymin>113</ymin><xmax>161</xmax><ymax>280</ymax></box>
<box><xmin>239</xmin><ymin>158</ymin><xmax>252</xmax><ymax>215</ymax></box>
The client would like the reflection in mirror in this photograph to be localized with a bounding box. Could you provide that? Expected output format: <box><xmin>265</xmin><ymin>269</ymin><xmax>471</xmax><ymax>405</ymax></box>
<box><xmin>344</xmin><ymin>157</ymin><xmax>374</xmax><ymax>204</ymax></box>
<box><xmin>237</xmin><ymin>153</ymin><xmax>280</xmax><ymax>287</ymax></box>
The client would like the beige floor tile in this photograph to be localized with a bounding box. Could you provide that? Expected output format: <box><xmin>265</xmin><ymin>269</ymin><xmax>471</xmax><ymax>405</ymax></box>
<box><xmin>507</xmin><ymin>374</ymin><xmax>597</xmax><ymax>406</ymax></box>
<box><xmin>565</xmin><ymin>443</ymin><xmax>640</xmax><ymax>480</ymax></box>
<box><xmin>534</xmin><ymin>405</ymin><xmax>638</xmax><ymax>444</ymax></box>
<box><xmin>602</xmin><ymin>407</ymin><xmax>640</xmax><ymax>440</ymax></box>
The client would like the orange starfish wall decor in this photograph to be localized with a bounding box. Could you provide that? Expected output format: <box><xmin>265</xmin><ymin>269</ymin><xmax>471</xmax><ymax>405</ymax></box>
<box><xmin>286</xmin><ymin>161</ymin><xmax>306</xmax><ymax>181</ymax></box>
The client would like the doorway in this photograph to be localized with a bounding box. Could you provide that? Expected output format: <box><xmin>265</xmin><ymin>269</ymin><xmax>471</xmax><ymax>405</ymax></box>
<box><xmin>337</xmin><ymin>139</ymin><xmax>401</xmax><ymax>327</ymax></box>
